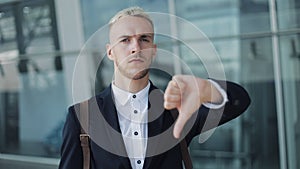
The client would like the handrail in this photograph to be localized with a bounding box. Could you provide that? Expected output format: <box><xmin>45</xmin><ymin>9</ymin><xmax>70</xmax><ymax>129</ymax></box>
<box><xmin>0</xmin><ymin>153</ymin><xmax>59</xmax><ymax>166</ymax></box>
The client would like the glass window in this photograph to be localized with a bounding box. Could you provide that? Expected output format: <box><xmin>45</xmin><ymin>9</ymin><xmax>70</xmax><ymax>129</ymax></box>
<box><xmin>0</xmin><ymin>6</ymin><xmax>17</xmax><ymax>53</ymax></box>
<box><xmin>79</xmin><ymin>1</ymin><xmax>283</xmax><ymax>169</ymax></box>
<box><xmin>173</xmin><ymin>0</ymin><xmax>280</xmax><ymax>167</ymax></box>
<box><xmin>175</xmin><ymin>0</ymin><xmax>270</xmax><ymax>37</ymax></box>
<box><xmin>277</xmin><ymin>0</ymin><xmax>300</xmax><ymax>30</ymax></box>
<box><xmin>2</xmin><ymin>0</ymin><xmax>299</xmax><ymax>169</ymax></box>
<box><xmin>187</xmin><ymin>37</ymin><xmax>280</xmax><ymax>169</ymax></box>
<box><xmin>277</xmin><ymin>1</ymin><xmax>300</xmax><ymax>169</ymax></box>
<box><xmin>279</xmin><ymin>34</ymin><xmax>300</xmax><ymax>169</ymax></box>
<box><xmin>80</xmin><ymin>0</ymin><xmax>169</xmax><ymax>40</ymax></box>
<box><xmin>175</xmin><ymin>0</ymin><xmax>241</xmax><ymax>37</ymax></box>
<box><xmin>240</xmin><ymin>37</ymin><xmax>279</xmax><ymax>169</ymax></box>
<box><xmin>239</xmin><ymin>0</ymin><xmax>270</xmax><ymax>34</ymax></box>
<box><xmin>0</xmin><ymin>0</ymin><xmax>66</xmax><ymax>160</ymax></box>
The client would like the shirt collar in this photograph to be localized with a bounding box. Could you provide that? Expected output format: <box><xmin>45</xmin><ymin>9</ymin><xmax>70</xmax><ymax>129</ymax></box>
<box><xmin>112</xmin><ymin>81</ymin><xmax>150</xmax><ymax>105</ymax></box>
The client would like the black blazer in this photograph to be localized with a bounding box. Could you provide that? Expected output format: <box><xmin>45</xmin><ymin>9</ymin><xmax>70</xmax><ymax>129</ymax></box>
<box><xmin>59</xmin><ymin>80</ymin><xmax>250</xmax><ymax>169</ymax></box>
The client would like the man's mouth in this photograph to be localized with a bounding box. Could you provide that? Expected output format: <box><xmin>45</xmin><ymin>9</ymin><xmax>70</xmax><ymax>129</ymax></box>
<box><xmin>129</xmin><ymin>58</ymin><xmax>143</xmax><ymax>63</ymax></box>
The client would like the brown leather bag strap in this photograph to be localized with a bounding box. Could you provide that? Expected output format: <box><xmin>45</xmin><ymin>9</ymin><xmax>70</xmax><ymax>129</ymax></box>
<box><xmin>79</xmin><ymin>101</ymin><xmax>90</xmax><ymax>169</ymax></box>
<box><xmin>170</xmin><ymin>110</ymin><xmax>193</xmax><ymax>169</ymax></box>
<box><xmin>179</xmin><ymin>137</ymin><xmax>193</xmax><ymax>169</ymax></box>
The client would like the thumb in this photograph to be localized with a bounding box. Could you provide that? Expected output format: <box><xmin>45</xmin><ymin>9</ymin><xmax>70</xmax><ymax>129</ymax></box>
<box><xmin>173</xmin><ymin>112</ymin><xmax>189</xmax><ymax>139</ymax></box>
<box><xmin>172</xmin><ymin>76</ymin><xmax>188</xmax><ymax>139</ymax></box>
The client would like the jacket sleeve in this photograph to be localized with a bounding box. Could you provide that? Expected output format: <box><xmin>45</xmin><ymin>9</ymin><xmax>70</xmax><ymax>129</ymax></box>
<box><xmin>58</xmin><ymin>106</ymin><xmax>84</xmax><ymax>169</ymax></box>
<box><xmin>186</xmin><ymin>80</ymin><xmax>251</xmax><ymax>144</ymax></box>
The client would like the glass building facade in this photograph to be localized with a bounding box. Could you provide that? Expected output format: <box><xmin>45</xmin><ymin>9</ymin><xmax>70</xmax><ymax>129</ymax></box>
<box><xmin>0</xmin><ymin>0</ymin><xmax>299</xmax><ymax>169</ymax></box>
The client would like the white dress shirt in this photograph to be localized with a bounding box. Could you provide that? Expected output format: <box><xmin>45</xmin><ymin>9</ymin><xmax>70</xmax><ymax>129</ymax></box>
<box><xmin>111</xmin><ymin>80</ymin><xmax>227</xmax><ymax>169</ymax></box>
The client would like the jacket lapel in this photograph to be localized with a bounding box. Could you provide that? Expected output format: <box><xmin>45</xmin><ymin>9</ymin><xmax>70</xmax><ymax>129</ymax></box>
<box><xmin>95</xmin><ymin>85</ymin><xmax>132</xmax><ymax>169</ymax></box>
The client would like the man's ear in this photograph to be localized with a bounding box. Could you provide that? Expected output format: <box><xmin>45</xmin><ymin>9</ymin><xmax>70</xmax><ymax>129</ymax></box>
<box><xmin>106</xmin><ymin>44</ymin><xmax>114</xmax><ymax>61</ymax></box>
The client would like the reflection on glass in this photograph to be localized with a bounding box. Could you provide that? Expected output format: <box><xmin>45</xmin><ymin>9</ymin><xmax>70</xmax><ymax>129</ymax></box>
<box><xmin>277</xmin><ymin>0</ymin><xmax>300</xmax><ymax>30</ymax></box>
<box><xmin>0</xmin><ymin>0</ymin><xmax>66</xmax><ymax>160</ymax></box>
<box><xmin>80</xmin><ymin>0</ymin><xmax>169</xmax><ymax>39</ymax></box>
<box><xmin>279</xmin><ymin>34</ymin><xmax>300</xmax><ymax>169</ymax></box>
<box><xmin>240</xmin><ymin>0</ymin><xmax>270</xmax><ymax>34</ymax></box>
<box><xmin>1</xmin><ymin>0</ymin><xmax>299</xmax><ymax>169</ymax></box>
<box><xmin>22</xmin><ymin>4</ymin><xmax>55</xmax><ymax>54</ymax></box>
<box><xmin>240</xmin><ymin>37</ymin><xmax>279</xmax><ymax>169</ymax></box>
<box><xmin>0</xmin><ymin>7</ymin><xmax>17</xmax><ymax>53</ymax></box>
<box><xmin>185</xmin><ymin>37</ymin><xmax>280</xmax><ymax>169</ymax></box>
<box><xmin>175</xmin><ymin>0</ymin><xmax>240</xmax><ymax>37</ymax></box>
<box><xmin>175</xmin><ymin>0</ymin><xmax>270</xmax><ymax>36</ymax></box>
<box><xmin>0</xmin><ymin>57</ymin><xmax>68</xmax><ymax>158</ymax></box>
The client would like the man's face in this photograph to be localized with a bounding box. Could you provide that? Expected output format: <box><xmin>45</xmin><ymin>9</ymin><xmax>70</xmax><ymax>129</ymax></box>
<box><xmin>107</xmin><ymin>16</ymin><xmax>157</xmax><ymax>80</ymax></box>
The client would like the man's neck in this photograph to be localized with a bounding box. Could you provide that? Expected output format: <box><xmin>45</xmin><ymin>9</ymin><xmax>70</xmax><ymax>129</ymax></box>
<box><xmin>114</xmin><ymin>75</ymin><xmax>149</xmax><ymax>93</ymax></box>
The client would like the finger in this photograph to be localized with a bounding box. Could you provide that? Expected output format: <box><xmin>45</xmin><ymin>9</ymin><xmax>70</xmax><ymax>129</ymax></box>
<box><xmin>172</xmin><ymin>76</ymin><xmax>186</xmax><ymax>91</ymax></box>
<box><xmin>165</xmin><ymin>80</ymin><xmax>181</xmax><ymax>95</ymax></box>
<box><xmin>164</xmin><ymin>81</ymin><xmax>181</xmax><ymax>110</ymax></box>
<box><xmin>173</xmin><ymin>113</ymin><xmax>190</xmax><ymax>139</ymax></box>
<box><xmin>164</xmin><ymin>93</ymin><xmax>181</xmax><ymax>102</ymax></box>
<box><xmin>164</xmin><ymin>101</ymin><xmax>179</xmax><ymax>110</ymax></box>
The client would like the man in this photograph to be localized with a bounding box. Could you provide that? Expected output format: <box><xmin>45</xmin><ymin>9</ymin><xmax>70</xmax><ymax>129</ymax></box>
<box><xmin>59</xmin><ymin>6</ymin><xmax>250</xmax><ymax>169</ymax></box>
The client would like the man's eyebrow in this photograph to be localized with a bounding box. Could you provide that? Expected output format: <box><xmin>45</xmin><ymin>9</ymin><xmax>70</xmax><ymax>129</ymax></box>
<box><xmin>117</xmin><ymin>34</ymin><xmax>153</xmax><ymax>39</ymax></box>
<box><xmin>140</xmin><ymin>34</ymin><xmax>153</xmax><ymax>38</ymax></box>
<box><xmin>117</xmin><ymin>35</ymin><xmax>131</xmax><ymax>40</ymax></box>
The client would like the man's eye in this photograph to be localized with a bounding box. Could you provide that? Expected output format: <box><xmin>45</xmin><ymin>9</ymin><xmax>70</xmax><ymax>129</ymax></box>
<box><xmin>121</xmin><ymin>38</ymin><xmax>129</xmax><ymax>42</ymax></box>
<box><xmin>141</xmin><ymin>38</ymin><xmax>150</xmax><ymax>42</ymax></box>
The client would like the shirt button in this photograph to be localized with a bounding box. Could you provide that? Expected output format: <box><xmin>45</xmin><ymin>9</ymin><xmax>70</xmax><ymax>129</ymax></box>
<box><xmin>134</xmin><ymin>110</ymin><xmax>138</xmax><ymax>114</ymax></box>
<box><xmin>137</xmin><ymin>160</ymin><xmax>141</xmax><ymax>164</ymax></box>
<box><xmin>134</xmin><ymin>131</ymin><xmax>138</xmax><ymax>136</ymax></box>
<box><xmin>132</xmin><ymin>95</ymin><xmax>136</xmax><ymax>98</ymax></box>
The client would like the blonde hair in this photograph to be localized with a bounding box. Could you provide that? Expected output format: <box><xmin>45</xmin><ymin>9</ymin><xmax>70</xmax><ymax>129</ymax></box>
<box><xmin>109</xmin><ymin>6</ymin><xmax>153</xmax><ymax>29</ymax></box>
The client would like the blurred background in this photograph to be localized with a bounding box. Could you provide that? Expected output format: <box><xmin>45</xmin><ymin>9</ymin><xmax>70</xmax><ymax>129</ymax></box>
<box><xmin>0</xmin><ymin>0</ymin><xmax>299</xmax><ymax>169</ymax></box>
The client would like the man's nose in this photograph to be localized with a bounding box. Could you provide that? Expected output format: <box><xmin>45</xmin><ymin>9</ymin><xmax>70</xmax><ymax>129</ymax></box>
<box><xmin>130</xmin><ymin>39</ymin><xmax>141</xmax><ymax>54</ymax></box>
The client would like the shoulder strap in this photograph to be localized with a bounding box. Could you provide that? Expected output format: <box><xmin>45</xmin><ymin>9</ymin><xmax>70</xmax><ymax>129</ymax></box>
<box><xmin>79</xmin><ymin>101</ymin><xmax>90</xmax><ymax>169</ymax></box>
<box><xmin>170</xmin><ymin>110</ymin><xmax>193</xmax><ymax>169</ymax></box>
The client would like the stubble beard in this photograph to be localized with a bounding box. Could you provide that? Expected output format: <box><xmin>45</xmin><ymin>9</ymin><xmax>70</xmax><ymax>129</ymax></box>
<box><xmin>131</xmin><ymin>69</ymin><xmax>149</xmax><ymax>80</ymax></box>
<box><xmin>116</xmin><ymin>61</ymin><xmax>150</xmax><ymax>80</ymax></box>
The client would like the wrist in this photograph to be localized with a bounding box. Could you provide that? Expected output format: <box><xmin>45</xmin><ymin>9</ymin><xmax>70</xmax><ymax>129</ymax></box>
<box><xmin>201</xmin><ymin>79</ymin><xmax>223</xmax><ymax>104</ymax></box>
